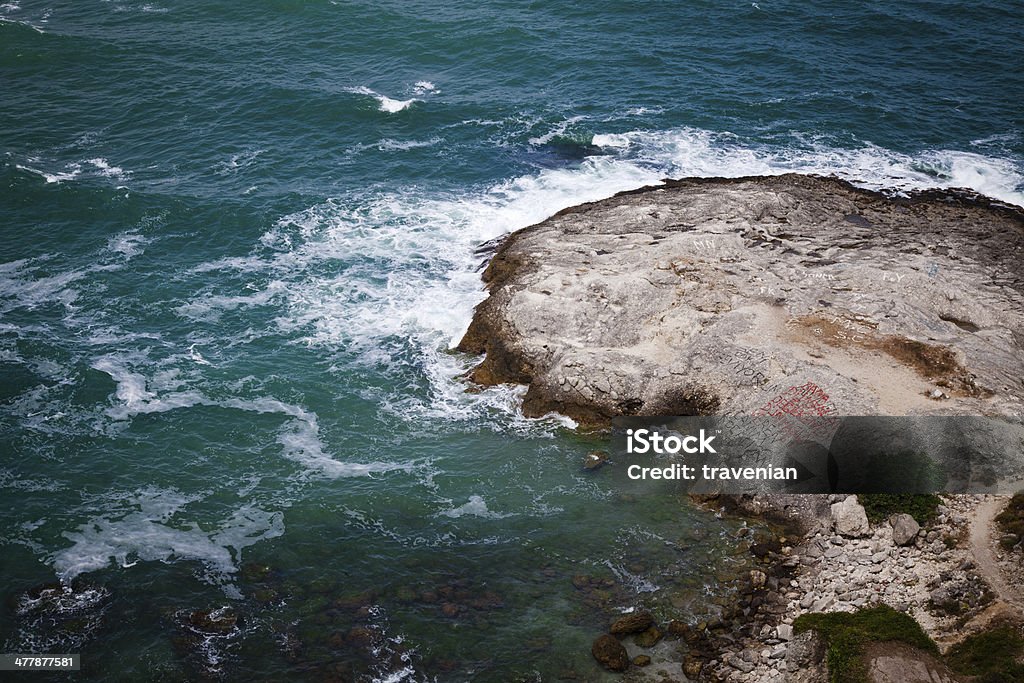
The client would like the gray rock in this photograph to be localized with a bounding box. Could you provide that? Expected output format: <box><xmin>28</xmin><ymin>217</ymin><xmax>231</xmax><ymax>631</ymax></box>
<box><xmin>459</xmin><ymin>175</ymin><xmax>1024</xmax><ymax>428</ymax></box>
<box><xmin>831</xmin><ymin>496</ymin><xmax>870</xmax><ymax>538</ymax></box>
<box><xmin>810</xmin><ymin>597</ymin><xmax>834</xmax><ymax>612</ymax></box>
<box><xmin>785</xmin><ymin>631</ymin><xmax>826</xmax><ymax>668</ymax></box>
<box><xmin>891</xmin><ymin>513</ymin><xmax>921</xmax><ymax>546</ymax></box>
<box><xmin>730</xmin><ymin>656</ymin><xmax>755</xmax><ymax>673</ymax></box>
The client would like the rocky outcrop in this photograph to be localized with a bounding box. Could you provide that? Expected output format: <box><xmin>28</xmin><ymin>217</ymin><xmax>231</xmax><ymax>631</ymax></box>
<box><xmin>459</xmin><ymin>174</ymin><xmax>1024</xmax><ymax>426</ymax></box>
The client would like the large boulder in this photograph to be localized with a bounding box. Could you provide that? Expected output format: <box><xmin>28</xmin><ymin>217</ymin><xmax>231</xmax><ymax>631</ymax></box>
<box><xmin>831</xmin><ymin>495</ymin><xmax>870</xmax><ymax>538</ymax></box>
<box><xmin>890</xmin><ymin>513</ymin><xmax>921</xmax><ymax>546</ymax></box>
<box><xmin>609</xmin><ymin>610</ymin><xmax>654</xmax><ymax>635</ymax></box>
<box><xmin>591</xmin><ymin>634</ymin><xmax>629</xmax><ymax>672</ymax></box>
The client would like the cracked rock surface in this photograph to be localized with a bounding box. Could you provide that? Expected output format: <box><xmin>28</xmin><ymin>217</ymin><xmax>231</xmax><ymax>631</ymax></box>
<box><xmin>458</xmin><ymin>174</ymin><xmax>1024</xmax><ymax>425</ymax></box>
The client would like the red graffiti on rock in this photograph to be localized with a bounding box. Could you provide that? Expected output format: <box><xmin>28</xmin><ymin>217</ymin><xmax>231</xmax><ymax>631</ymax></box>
<box><xmin>754</xmin><ymin>381</ymin><xmax>839</xmax><ymax>443</ymax></box>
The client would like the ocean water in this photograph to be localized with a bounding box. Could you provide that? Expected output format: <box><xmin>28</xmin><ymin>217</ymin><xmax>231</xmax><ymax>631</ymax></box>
<box><xmin>1</xmin><ymin>1</ymin><xmax>1022</xmax><ymax>680</ymax></box>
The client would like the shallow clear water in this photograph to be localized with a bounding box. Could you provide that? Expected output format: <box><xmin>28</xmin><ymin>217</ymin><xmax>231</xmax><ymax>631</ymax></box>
<box><xmin>1</xmin><ymin>0</ymin><xmax>1022</xmax><ymax>680</ymax></box>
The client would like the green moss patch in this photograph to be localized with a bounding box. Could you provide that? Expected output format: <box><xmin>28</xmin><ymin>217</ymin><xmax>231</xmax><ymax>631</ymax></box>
<box><xmin>859</xmin><ymin>494</ymin><xmax>942</xmax><ymax>526</ymax></box>
<box><xmin>946</xmin><ymin>625</ymin><xmax>1024</xmax><ymax>682</ymax></box>
<box><xmin>793</xmin><ymin>605</ymin><xmax>938</xmax><ymax>683</ymax></box>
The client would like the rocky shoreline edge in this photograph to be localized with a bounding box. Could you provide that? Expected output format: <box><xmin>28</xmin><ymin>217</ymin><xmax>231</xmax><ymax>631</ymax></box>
<box><xmin>678</xmin><ymin>492</ymin><xmax>1021</xmax><ymax>682</ymax></box>
<box><xmin>459</xmin><ymin>173</ymin><xmax>1024</xmax><ymax>681</ymax></box>
<box><xmin>579</xmin><ymin>490</ymin><xmax>1024</xmax><ymax>682</ymax></box>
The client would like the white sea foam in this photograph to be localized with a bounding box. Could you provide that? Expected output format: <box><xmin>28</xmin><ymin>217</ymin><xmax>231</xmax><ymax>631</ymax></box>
<box><xmin>215</xmin><ymin>148</ymin><xmax>263</xmax><ymax>175</ymax></box>
<box><xmin>270</xmin><ymin>405</ymin><xmax>411</xmax><ymax>479</ymax></box>
<box><xmin>243</xmin><ymin>153</ymin><xmax>659</xmax><ymax>428</ymax></box>
<box><xmin>90</xmin><ymin>356</ymin><xmax>406</xmax><ymax>478</ymax></box>
<box><xmin>528</xmin><ymin>115</ymin><xmax>588</xmax><ymax>146</ymax></box>
<box><xmin>16</xmin><ymin>163</ymin><xmax>81</xmax><ymax>184</ymax></box>
<box><xmin>438</xmin><ymin>495</ymin><xmax>513</xmax><ymax>519</ymax></box>
<box><xmin>376</xmin><ymin>137</ymin><xmax>441</xmax><ymax>152</ymax></box>
<box><xmin>590</xmin><ymin>126</ymin><xmax>1024</xmax><ymax>206</ymax></box>
<box><xmin>85</xmin><ymin>157</ymin><xmax>130</xmax><ymax>181</ymax></box>
<box><xmin>16</xmin><ymin>157</ymin><xmax>130</xmax><ymax>184</ymax></box>
<box><xmin>591</xmin><ymin>133</ymin><xmax>631</xmax><ymax>148</ymax></box>
<box><xmin>106</xmin><ymin>232</ymin><xmax>149</xmax><ymax>260</ymax></box>
<box><xmin>0</xmin><ymin>259</ymin><xmax>84</xmax><ymax>313</ymax></box>
<box><xmin>176</xmin><ymin>279</ymin><xmax>287</xmax><ymax>321</ymax></box>
<box><xmin>412</xmin><ymin>81</ymin><xmax>437</xmax><ymax>94</ymax></box>
<box><xmin>187</xmin><ymin>343</ymin><xmax>214</xmax><ymax>366</ymax></box>
<box><xmin>50</xmin><ymin>488</ymin><xmax>284</xmax><ymax>582</ymax></box>
<box><xmin>349</xmin><ymin>86</ymin><xmax>419</xmax><ymax>113</ymax></box>
<box><xmin>0</xmin><ymin>13</ymin><xmax>45</xmax><ymax>33</ymax></box>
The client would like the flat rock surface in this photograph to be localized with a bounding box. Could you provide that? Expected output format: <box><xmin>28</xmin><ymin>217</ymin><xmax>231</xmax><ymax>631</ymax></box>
<box><xmin>459</xmin><ymin>174</ymin><xmax>1024</xmax><ymax>425</ymax></box>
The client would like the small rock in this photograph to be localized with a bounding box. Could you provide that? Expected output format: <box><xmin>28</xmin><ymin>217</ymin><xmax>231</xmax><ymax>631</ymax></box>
<box><xmin>730</xmin><ymin>656</ymin><xmax>755</xmax><ymax>673</ymax></box>
<box><xmin>632</xmin><ymin>655</ymin><xmax>651</xmax><ymax>667</ymax></box>
<box><xmin>584</xmin><ymin>451</ymin><xmax>609</xmax><ymax>471</ymax></box>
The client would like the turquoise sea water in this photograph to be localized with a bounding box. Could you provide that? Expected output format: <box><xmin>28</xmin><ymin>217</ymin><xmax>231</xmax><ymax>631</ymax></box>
<box><xmin>2</xmin><ymin>1</ymin><xmax>1023</xmax><ymax>680</ymax></box>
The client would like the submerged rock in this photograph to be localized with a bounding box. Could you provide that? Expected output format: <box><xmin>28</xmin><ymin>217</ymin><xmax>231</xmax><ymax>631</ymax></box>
<box><xmin>591</xmin><ymin>634</ymin><xmax>629</xmax><ymax>672</ymax></box>
<box><xmin>458</xmin><ymin>175</ymin><xmax>1024</xmax><ymax>426</ymax></box>
<box><xmin>634</xmin><ymin>624</ymin><xmax>663</xmax><ymax>647</ymax></box>
<box><xmin>174</xmin><ymin>606</ymin><xmax>243</xmax><ymax>677</ymax></box>
<box><xmin>8</xmin><ymin>581</ymin><xmax>111</xmax><ymax>653</ymax></box>
<box><xmin>187</xmin><ymin>606</ymin><xmax>240</xmax><ymax>635</ymax></box>
<box><xmin>583</xmin><ymin>450</ymin><xmax>609</xmax><ymax>470</ymax></box>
